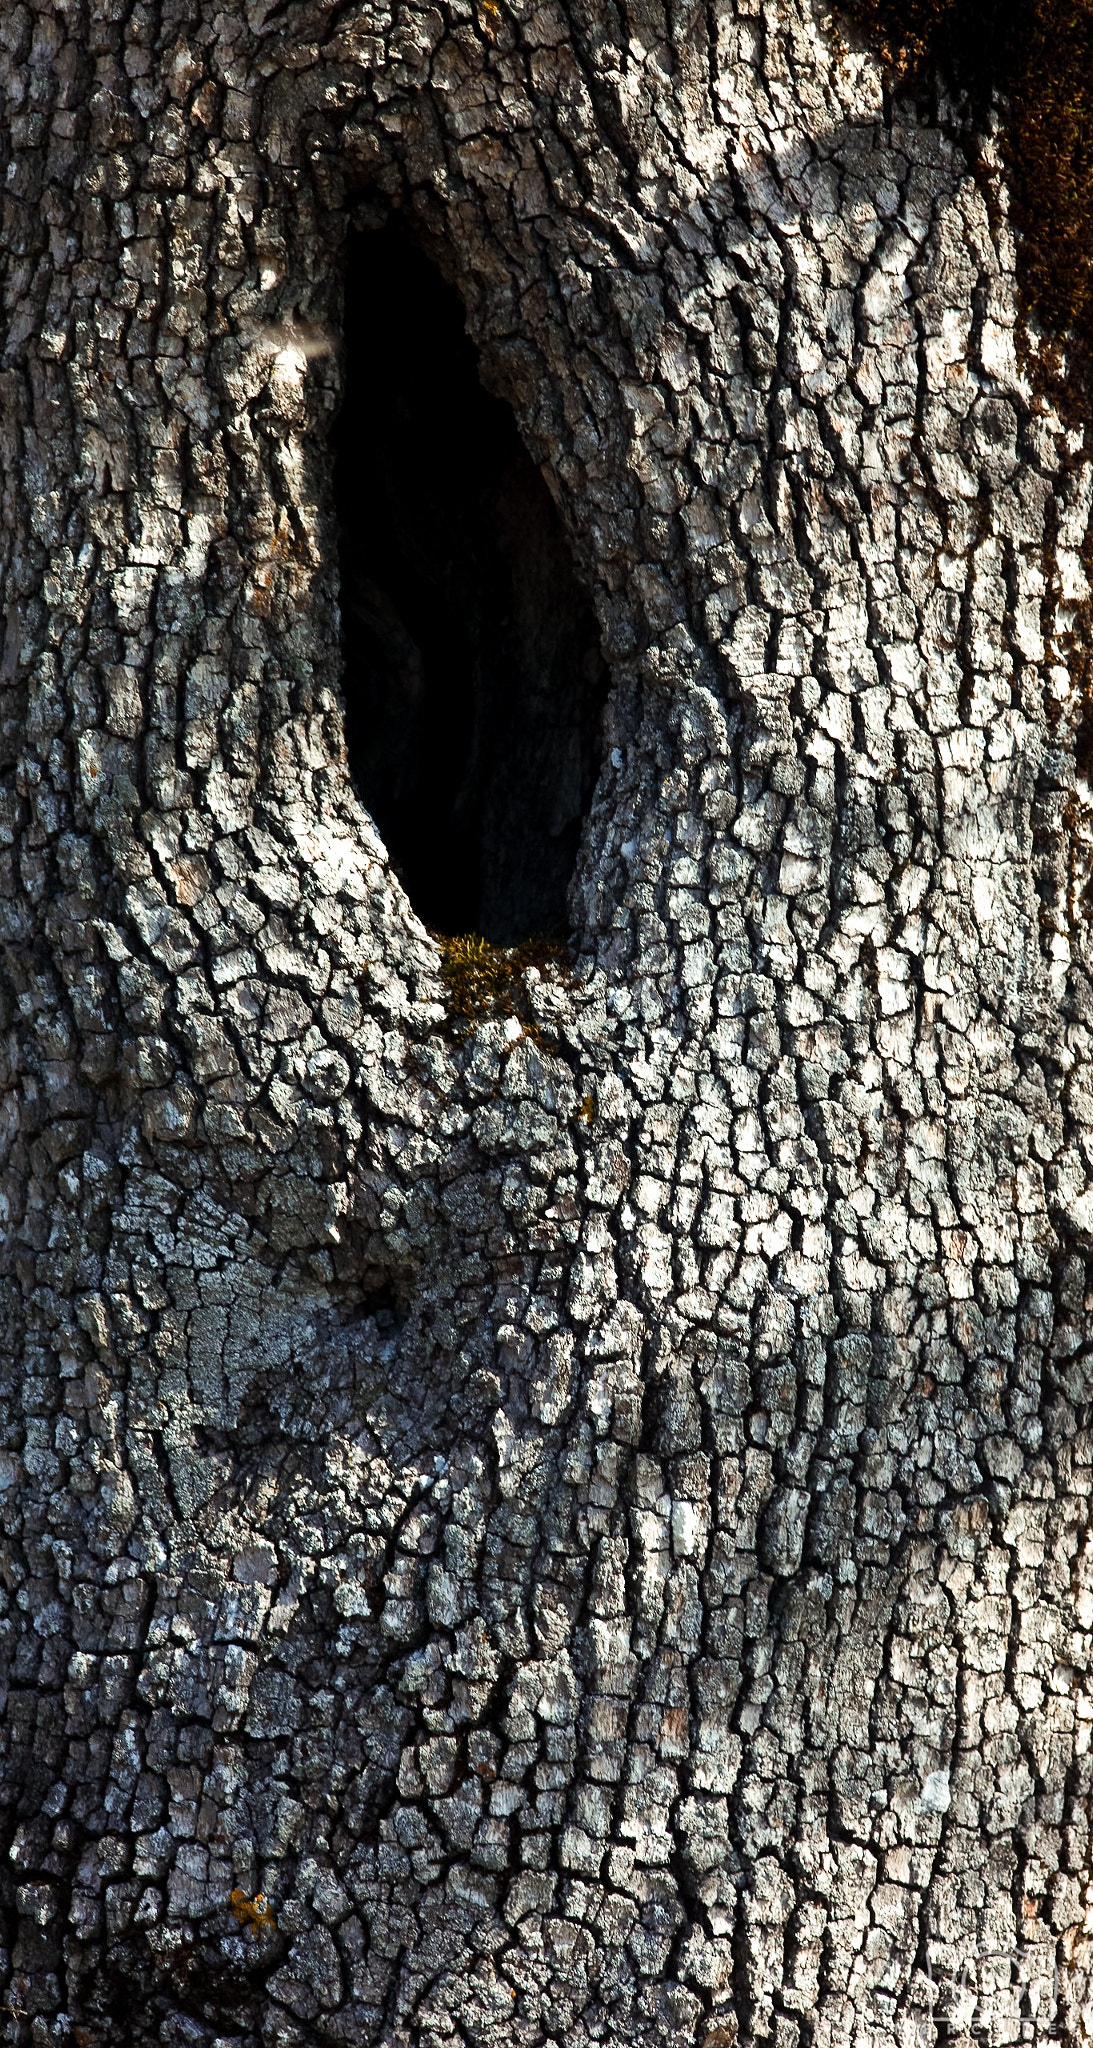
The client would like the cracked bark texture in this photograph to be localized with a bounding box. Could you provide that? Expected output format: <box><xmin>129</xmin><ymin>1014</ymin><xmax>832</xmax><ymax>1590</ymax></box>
<box><xmin>4</xmin><ymin>0</ymin><xmax>1093</xmax><ymax>2043</ymax></box>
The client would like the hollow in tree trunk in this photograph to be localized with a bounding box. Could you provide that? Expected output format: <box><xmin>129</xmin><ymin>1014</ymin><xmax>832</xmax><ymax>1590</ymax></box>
<box><xmin>2</xmin><ymin>3</ymin><xmax>1093</xmax><ymax>2046</ymax></box>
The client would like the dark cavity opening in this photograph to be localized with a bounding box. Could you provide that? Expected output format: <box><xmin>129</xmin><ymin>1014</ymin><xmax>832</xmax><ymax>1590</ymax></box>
<box><xmin>334</xmin><ymin>223</ymin><xmax>608</xmax><ymax>946</ymax></box>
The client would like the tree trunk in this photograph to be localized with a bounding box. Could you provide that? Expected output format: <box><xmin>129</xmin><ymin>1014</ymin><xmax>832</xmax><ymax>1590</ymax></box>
<box><xmin>3</xmin><ymin>2</ymin><xmax>1093</xmax><ymax>2044</ymax></box>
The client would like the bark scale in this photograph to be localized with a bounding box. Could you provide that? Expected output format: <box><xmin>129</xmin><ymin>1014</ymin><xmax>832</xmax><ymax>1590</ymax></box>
<box><xmin>2</xmin><ymin>1</ymin><xmax>1093</xmax><ymax>2045</ymax></box>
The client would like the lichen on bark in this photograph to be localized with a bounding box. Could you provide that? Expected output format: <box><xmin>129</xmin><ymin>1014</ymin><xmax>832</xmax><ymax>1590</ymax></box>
<box><xmin>4</xmin><ymin>1</ymin><xmax>1093</xmax><ymax>2046</ymax></box>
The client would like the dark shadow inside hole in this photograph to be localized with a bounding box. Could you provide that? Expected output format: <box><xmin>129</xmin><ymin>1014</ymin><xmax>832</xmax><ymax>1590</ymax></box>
<box><xmin>334</xmin><ymin>222</ymin><xmax>609</xmax><ymax>946</ymax></box>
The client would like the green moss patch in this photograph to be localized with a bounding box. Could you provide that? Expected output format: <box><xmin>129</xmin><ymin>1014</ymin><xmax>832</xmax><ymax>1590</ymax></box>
<box><xmin>435</xmin><ymin>932</ymin><xmax>572</xmax><ymax>1041</ymax></box>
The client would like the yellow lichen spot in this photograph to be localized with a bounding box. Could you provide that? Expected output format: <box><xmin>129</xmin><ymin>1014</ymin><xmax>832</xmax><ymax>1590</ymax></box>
<box><xmin>479</xmin><ymin>0</ymin><xmax>501</xmax><ymax>34</ymax></box>
<box><xmin>578</xmin><ymin>1092</ymin><xmax>594</xmax><ymax>1126</ymax></box>
<box><xmin>231</xmin><ymin>1889</ymin><xmax>276</xmax><ymax>1940</ymax></box>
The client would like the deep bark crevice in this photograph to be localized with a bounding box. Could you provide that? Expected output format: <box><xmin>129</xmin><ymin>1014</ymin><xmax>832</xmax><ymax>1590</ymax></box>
<box><xmin>334</xmin><ymin>221</ymin><xmax>608</xmax><ymax>945</ymax></box>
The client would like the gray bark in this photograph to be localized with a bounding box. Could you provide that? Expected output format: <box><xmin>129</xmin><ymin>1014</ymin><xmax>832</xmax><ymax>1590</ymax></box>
<box><xmin>2</xmin><ymin>2</ymin><xmax>1093</xmax><ymax>2045</ymax></box>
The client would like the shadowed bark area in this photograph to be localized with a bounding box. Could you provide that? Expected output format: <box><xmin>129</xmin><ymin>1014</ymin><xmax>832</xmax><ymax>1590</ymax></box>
<box><xmin>840</xmin><ymin>0</ymin><xmax>1093</xmax><ymax>405</ymax></box>
<box><xmin>4</xmin><ymin>2</ymin><xmax>1093</xmax><ymax>2047</ymax></box>
<box><xmin>336</xmin><ymin>222</ymin><xmax>608</xmax><ymax>943</ymax></box>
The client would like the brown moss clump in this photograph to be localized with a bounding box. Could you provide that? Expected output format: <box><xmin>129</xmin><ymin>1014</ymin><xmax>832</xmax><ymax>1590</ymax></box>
<box><xmin>840</xmin><ymin>0</ymin><xmax>1093</xmax><ymax>408</ymax></box>
<box><xmin>434</xmin><ymin>931</ymin><xmax>572</xmax><ymax>1041</ymax></box>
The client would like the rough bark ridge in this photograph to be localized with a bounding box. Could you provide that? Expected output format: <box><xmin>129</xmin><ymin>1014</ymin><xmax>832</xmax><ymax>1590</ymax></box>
<box><xmin>4</xmin><ymin>0</ymin><xmax>1093</xmax><ymax>2043</ymax></box>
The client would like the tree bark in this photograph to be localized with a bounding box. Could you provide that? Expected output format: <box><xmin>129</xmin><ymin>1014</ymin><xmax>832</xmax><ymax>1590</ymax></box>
<box><xmin>3</xmin><ymin>2</ymin><xmax>1093</xmax><ymax>2045</ymax></box>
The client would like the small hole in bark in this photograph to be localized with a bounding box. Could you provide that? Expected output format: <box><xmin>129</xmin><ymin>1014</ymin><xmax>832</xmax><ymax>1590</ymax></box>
<box><xmin>335</xmin><ymin>1252</ymin><xmax>410</xmax><ymax>1332</ymax></box>
<box><xmin>358</xmin><ymin>1272</ymin><xmax>403</xmax><ymax>1333</ymax></box>
<box><xmin>334</xmin><ymin>222</ymin><xmax>608</xmax><ymax>946</ymax></box>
